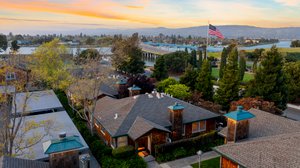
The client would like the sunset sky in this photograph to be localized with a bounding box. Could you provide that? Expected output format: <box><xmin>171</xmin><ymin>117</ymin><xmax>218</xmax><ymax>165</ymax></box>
<box><xmin>1</xmin><ymin>0</ymin><xmax>300</xmax><ymax>34</ymax></box>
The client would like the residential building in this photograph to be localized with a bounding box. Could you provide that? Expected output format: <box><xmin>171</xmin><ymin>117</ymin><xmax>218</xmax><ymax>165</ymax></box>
<box><xmin>214</xmin><ymin>107</ymin><xmax>300</xmax><ymax>168</ymax></box>
<box><xmin>93</xmin><ymin>91</ymin><xmax>219</xmax><ymax>155</ymax></box>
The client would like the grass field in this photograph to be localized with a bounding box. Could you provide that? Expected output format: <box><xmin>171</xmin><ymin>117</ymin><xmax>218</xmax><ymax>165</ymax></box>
<box><xmin>212</xmin><ymin>68</ymin><xmax>254</xmax><ymax>82</ymax></box>
<box><xmin>191</xmin><ymin>157</ymin><xmax>220</xmax><ymax>168</ymax></box>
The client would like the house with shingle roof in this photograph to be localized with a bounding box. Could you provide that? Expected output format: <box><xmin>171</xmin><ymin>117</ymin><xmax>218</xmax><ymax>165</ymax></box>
<box><xmin>214</xmin><ymin>107</ymin><xmax>300</xmax><ymax>168</ymax></box>
<box><xmin>93</xmin><ymin>91</ymin><xmax>219</xmax><ymax>155</ymax></box>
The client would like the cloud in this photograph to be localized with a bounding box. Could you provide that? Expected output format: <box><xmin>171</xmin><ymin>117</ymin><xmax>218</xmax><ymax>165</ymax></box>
<box><xmin>274</xmin><ymin>0</ymin><xmax>300</xmax><ymax>6</ymax></box>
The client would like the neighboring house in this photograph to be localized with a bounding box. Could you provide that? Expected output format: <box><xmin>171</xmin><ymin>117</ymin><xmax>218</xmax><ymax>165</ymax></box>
<box><xmin>0</xmin><ymin>156</ymin><xmax>49</xmax><ymax>168</ymax></box>
<box><xmin>0</xmin><ymin>64</ymin><xmax>31</xmax><ymax>86</ymax></box>
<box><xmin>214</xmin><ymin>107</ymin><xmax>300</xmax><ymax>168</ymax></box>
<box><xmin>13</xmin><ymin>90</ymin><xmax>64</xmax><ymax>116</ymax></box>
<box><xmin>93</xmin><ymin>89</ymin><xmax>219</xmax><ymax>155</ymax></box>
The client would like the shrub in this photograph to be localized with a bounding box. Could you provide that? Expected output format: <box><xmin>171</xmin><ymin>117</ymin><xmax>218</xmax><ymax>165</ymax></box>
<box><xmin>173</xmin><ymin>147</ymin><xmax>187</xmax><ymax>159</ymax></box>
<box><xmin>112</xmin><ymin>146</ymin><xmax>135</xmax><ymax>159</ymax></box>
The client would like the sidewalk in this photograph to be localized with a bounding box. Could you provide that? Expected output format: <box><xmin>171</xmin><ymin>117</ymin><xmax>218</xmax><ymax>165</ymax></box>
<box><xmin>160</xmin><ymin>151</ymin><xmax>219</xmax><ymax>168</ymax></box>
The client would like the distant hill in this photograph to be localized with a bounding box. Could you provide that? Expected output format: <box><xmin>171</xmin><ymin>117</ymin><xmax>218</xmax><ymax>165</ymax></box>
<box><xmin>67</xmin><ymin>25</ymin><xmax>300</xmax><ymax>39</ymax></box>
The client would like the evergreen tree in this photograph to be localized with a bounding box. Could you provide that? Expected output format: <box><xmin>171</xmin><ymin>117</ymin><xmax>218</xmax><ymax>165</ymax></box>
<box><xmin>10</xmin><ymin>40</ymin><xmax>20</xmax><ymax>52</ymax></box>
<box><xmin>196</xmin><ymin>60</ymin><xmax>214</xmax><ymax>101</ymax></box>
<box><xmin>179</xmin><ymin>64</ymin><xmax>198</xmax><ymax>90</ymax></box>
<box><xmin>239</xmin><ymin>51</ymin><xmax>247</xmax><ymax>81</ymax></box>
<box><xmin>284</xmin><ymin>61</ymin><xmax>300</xmax><ymax>102</ymax></box>
<box><xmin>0</xmin><ymin>34</ymin><xmax>7</xmax><ymax>52</ymax></box>
<box><xmin>215</xmin><ymin>47</ymin><xmax>240</xmax><ymax>111</ymax></box>
<box><xmin>246</xmin><ymin>46</ymin><xmax>288</xmax><ymax>110</ymax></box>
<box><xmin>198</xmin><ymin>50</ymin><xmax>203</xmax><ymax>70</ymax></box>
<box><xmin>219</xmin><ymin>47</ymin><xmax>227</xmax><ymax>79</ymax></box>
<box><xmin>152</xmin><ymin>56</ymin><xmax>168</xmax><ymax>81</ymax></box>
<box><xmin>190</xmin><ymin>50</ymin><xmax>197</xmax><ymax>68</ymax></box>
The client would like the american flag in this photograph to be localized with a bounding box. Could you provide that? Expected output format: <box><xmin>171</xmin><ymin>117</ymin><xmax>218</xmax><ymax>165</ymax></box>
<box><xmin>208</xmin><ymin>24</ymin><xmax>224</xmax><ymax>39</ymax></box>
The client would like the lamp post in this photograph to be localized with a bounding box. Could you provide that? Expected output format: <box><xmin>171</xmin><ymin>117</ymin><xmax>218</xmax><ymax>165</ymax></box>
<box><xmin>197</xmin><ymin>150</ymin><xmax>202</xmax><ymax>168</ymax></box>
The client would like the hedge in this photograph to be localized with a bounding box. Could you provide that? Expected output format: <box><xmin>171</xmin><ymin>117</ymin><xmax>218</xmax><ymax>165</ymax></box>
<box><xmin>155</xmin><ymin>131</ymin><xmax>224</xmax><ymax>162</ymax></box>
<box><xmin>112</xmin><ymin>146</ymin><xmax>135</xmax><ymax>159</ymax></box>
<box><xmin>55</xmin><ymin>90</ymin><xmax>146</xmax><ymax>168</ymax></box>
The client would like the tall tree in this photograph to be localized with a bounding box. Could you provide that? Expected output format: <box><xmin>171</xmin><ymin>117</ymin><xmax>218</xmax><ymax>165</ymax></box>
<box><xmin>246</xmin><ymin>46</ymin><xmax>288</xmax><ymax>110</ymax></box>
<box><xmin>10</xmin><ymin>40</ymin><xmax>20</xmax><ymax>52</ymax></box>
<box><xmin>179</xmin><ymin>64</ymin><xmax>198</xmax><ymax>90</ymax></box>
<box><xmin>198</xmin><ymin>49</ymin><xmax>203</xmax><ymax>70</ymax></box>
<box><xmin>75</xmin><ymin>48</ymin><xmax>101</xmax><ymax>65</ymax></box>
<box><xmin>252</xmin><ymin>48</ymin><xmax>265</xmax><ymax>73</ymax></box>
<box><xmin>111</xmin><ymin>33</ymin><xmax>144</xmax><ymax>74</ymax></box>
<box><xmin>196</xmin><ymin>60</ymin><xmax>214</xmax><ymax>101</ymax></box>
<box><xmin>219</xmin><ymin>47</ymin><xmax>227</xmax><ymax>79</ymax></box>
<box><xmin>152</xmin><ymin>56</ymin><xmax>168</xmax><ymax>81</ymax></box>
<box><xmin>190</xmin><ymin>50</ymin><xmax>197</xmax><ymax>68</ymax></box>
<box><xmin>215</xmin><ymin>47</ymin><xmax>240</xmax><ymax>111</ymax></box>
<box><xmin>284</xmin><ymin>61</ymin><xmax>300</xmax><ymax>102</ymax></box>
<box><xmin>239</xmin><ymin>51</ymin><xmax>247</xmax><ymax>81</ymax></box>
<box><xmin>29</xmin><ymin>38</ymin><xmax>73</xmax><ymax>90</ymax></box>
<box><xmin>0</xmin><ymin>34</ymin><xmax>8</xmax><ymax>52</ymax></box>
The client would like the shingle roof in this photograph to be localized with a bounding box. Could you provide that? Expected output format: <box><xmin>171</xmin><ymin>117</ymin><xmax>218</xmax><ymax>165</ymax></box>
<box><xmin>219</xmin><ymin>108</ymin><xmax>300</xmax><ymax>140</ymax></box>
<box><xmin>214</xmin><ymin>132</ymin><xmax>300</xmax><ymax>168</ymax></box>
<box><xmin>94</xmin><ymin>93</ymin><xmax>219</xmax><ymax>137</ymax></box>
<box><xmin>0</xmin><ymin>156</ymin><xmax>49</xmax><ymax>168</ymax></box>
<box><xmin>43</xmin><ymin>135</ymin><xmax>84</xmax><ymax>154</ymax></box>
<box><xmin>128</xmin><ymin>117</ymin><xmax>171</xmax><ymax>140</ymax></box>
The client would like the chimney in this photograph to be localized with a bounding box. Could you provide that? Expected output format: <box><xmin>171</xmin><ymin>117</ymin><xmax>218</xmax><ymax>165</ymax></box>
<box><xmin>224</xmin><ymin>106</ymin><xmax>255</xmax><ymax>143</ymax></box>
<box><xmin>128</xmin><ymin>85</ymin><xmax>141</xmax><ymax>97</ymax></box>
<box><xmin>168</xmin><ymin>102</ymin><xmax>184</xmax><ymax>140</ymax></box>
<box><xmin>43</xmin><ymin>135</ymin><xmax>84</xmax><ymax>168</ymax></box>
<box><xmin>116</xmin><ymin>79</ymin><xmax>127</xmax><ymax>98</ymax></box>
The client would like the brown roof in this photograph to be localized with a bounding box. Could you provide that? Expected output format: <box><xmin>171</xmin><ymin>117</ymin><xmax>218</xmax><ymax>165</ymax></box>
<box><xmin>219</xmin><ymin>108</ymin><xmax>300</xmax><ymax>140</ymax></box>
<box><xmin>128</xmin><ymin>117</ymin><xmax>170</xmax><ymax>140</ymax></box>
<box><xmin>214</xmin><ymin>132</ymin><xmax>300</xmax><ymax>168</ymax></box>
<box><xmin>0</xmin><ymin>156</ymin><xmax>49</xmax><ymax>168</ymax></box>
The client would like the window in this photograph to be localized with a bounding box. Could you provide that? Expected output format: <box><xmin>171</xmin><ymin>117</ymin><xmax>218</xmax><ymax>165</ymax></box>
<box><xmin>192</xmin><ymin>120</ymin><xmax>206</xmax><ymax>133</ymax></box>
<box><xmin>117</xmin><ymin>136</ymin><xmax>128</xmax><ymax>147</ymax></box>
<box><xmin>6</xmin><ymin>72</ymin><xmax>16</xmax><ymax>81</ymax></box>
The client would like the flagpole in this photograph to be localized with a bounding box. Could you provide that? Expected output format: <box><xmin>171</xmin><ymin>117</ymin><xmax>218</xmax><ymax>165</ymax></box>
<box><xmin>206</xmin><ymin>20</ymin><xmax>209</xmax><ymax>60</ymax></box>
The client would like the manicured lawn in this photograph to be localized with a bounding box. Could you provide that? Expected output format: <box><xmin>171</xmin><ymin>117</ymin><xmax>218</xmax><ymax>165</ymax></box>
<box><xmin>191</xmin><ymin>157</ymin><xmax>220</xmax><ymax>168</ymax></box>
<box><xmin>211</xmin><ymin>68</ymin><xmax>254</xmax><ymax>82</ymax></box>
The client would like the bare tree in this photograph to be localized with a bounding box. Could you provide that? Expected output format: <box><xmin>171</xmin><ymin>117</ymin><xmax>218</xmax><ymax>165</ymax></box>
<box><xmin>0</xmin><ymin>61</ymin><xmax>54</xmax><ymax>157</ymax></box>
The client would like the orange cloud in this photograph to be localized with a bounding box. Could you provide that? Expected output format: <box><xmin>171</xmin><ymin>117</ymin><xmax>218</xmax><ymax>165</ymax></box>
<box><xmin>0</xmin><ymin>0</ymin><xmax>161</xmax><ymax>25</ymax></box>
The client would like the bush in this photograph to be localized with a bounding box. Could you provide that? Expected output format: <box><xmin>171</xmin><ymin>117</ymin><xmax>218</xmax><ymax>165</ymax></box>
<box><xmin>173</xmin><ymin>147</ymin><xmax>187</xmax><ymax>159</ymax></box>
<box><xmin>112</xmin><ymin>146</ymin><xmax>135</xmax><ymax>159</ymax></box>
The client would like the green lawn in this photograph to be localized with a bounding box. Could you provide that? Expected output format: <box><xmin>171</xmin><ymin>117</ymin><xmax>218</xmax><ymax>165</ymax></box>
<box><xmin>191</xmin><ymin>157</ymin><xmax>220</xmax><ymax>168</ymax></box>
<box><xmin>211</xmin><ymin>68</ymin><xmax>254</xmax><ymax>82</ymax></box>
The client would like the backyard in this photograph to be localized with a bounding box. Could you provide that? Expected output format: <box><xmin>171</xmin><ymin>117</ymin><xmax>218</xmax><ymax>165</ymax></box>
<box><xmin>211</xmin><ymin>68</ymin><xmax>254</xmax><ymax>82</ymax></box>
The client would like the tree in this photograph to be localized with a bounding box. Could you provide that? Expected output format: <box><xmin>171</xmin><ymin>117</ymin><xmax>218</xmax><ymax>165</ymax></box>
<box><xmin>152</xmin><ymin>56</ymin><xmax>168</xmax><ymax>81</ymax></box>
<box><xmin>198</xmin><ymin>50</ymin><xmax>203</xmax><ymax>70</ymax></box>
<box><xmin>157</xmin><ymin>78</ymin><xmax>178</xmax><ymax>92</ymax></box>
<box><xmin>196</xmin><ymin>60</ymin><xmax>214</xmax><ymax>101</ymax></box>
<box><xmin>246</xmin><ymin>46</ymin><xmax>288</xmax><ymax>110</ymax></box>
<box><xmin>75</xmin><ymin>49</ymin><xmax>101</xmax><ymax>65</ymax></box>
<box><xmin>190</xmin><ymin>50</ymin><xmax>197</xmax><ymax>68</ymax></box>
<box><xmin>179</xmin><ymin>64</ymin><xmax>198</xmax><ymax>90</ymax></box>
<box><xmin>164</xmin><ymin>51</ymin><xmax>189</xmax><ymax>73</ymax></box>
<box><xmin>0</xmin><ymin>63</ymin><xmax>54</xmax><ymax>157</ymax></box>
<box><xmin>165</xmin><ymin>84</ymin><xmax>191</xmax><ymax>100</ymax></box>
<box><xmin>111</xmin><ymin>33</ymin><xmax>145</xmax><ymax>74</ymax></box>
<box><xmin>0</xmin><ymin>34</ymin><xmax>8</xmax><ymax>52</ymax></box>
<box><xmin>251</xmin><ymin>48</ymin><xmax>265</xmax><ymax>73</ymax></box>
<box><xmin>239</xmin><ymin>51</ymin><xmax>247</xmax><ymax>81</ymax></box>
<box><xmin>290</xmin><ymin>40</ymin><xmax>300</xmax><ymax>48</ymax></box>
<box><xmin>29</xmin><ymin>38</ymin><xmax>73</xmax><ymax>90</ymax></box>
<box><xmin>215</xmin><ymin>47</ymin><xmax>240</xmax><ymax>111</ymax></box>
<box><xmin>10</xmin><ymin>40</ymin><xmax>20</xmax><ymax>52</ymax></box>
<box><xmin>283</xmin><ymin>61</ymin><xmax>300</xmax><ymax>102</ymax></box>
<box><xmin>230</xmin><ymin>97</ymin><xmax>282</xmax><ymax>115</ymax></box>
<box><xmin>85</xmin><ymin>37</ymin><xmax>95</xmax><ymax>45</ymax></box>
<box><xmin>219</xmin><ymin>47</ymin><xmax>227</xmax><ymax>79</ymax></box>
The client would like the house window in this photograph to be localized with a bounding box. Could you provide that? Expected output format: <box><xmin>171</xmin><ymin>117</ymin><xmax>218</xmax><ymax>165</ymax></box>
<box><xmin>117</xmin><ymin>136</ymin><xmax>128</xmax><ymax>147</ymax></box>
<box><xmin>192</xmin><ymin>120</ymin><xmax>206</xmax><ymax>133</ymax></box>
<box><xmin>6</xmin><ymin>72</ymin><xmax>16</xmax><ymax>81</ymax></box>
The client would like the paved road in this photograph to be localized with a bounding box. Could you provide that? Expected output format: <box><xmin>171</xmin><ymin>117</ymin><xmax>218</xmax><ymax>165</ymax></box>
<box><xmin>160</xmin><ymin>151</ymin><xmax>219</xmax><ymax>168</ymax></box>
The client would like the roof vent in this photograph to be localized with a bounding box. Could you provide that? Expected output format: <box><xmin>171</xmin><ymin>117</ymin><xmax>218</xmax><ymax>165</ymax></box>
<box><xmin>148</xmin><ymin>94</ymin><xmax>153</xmax><ymax>98</ymax></box>
<box><xmin>59</xmin><ymin>132</ymin><xmax>66</xmax><ymax>139</ymax></box>
<box><xmin>114</xmin><ymin>113</ymin><xmax>118</xmax><ymax>119</ymax></box>
<box><xmin>156</xmin><ymin>92</ymin><xmax>161</xmax><ymax>99</ymax></box>
<box><xmin>133</xmin><ymin>95</ymin><xmax>139</xmax><ymax>99</ymax></box>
